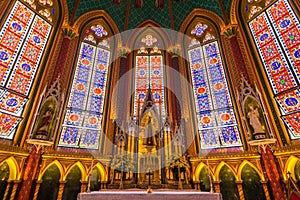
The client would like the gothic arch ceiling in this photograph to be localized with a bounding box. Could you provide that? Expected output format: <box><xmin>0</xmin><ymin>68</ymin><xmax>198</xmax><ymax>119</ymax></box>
<box><xmin>66</xmin><ymin>0</ymin><xmax>232</xmax><ymax>32</ymax></box>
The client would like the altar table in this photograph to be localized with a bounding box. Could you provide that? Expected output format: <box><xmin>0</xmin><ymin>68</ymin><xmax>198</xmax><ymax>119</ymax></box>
<box><xmin>77</xmin><ymin>190</ymin><xmax>223</xmax><ymax>200</ymax></box>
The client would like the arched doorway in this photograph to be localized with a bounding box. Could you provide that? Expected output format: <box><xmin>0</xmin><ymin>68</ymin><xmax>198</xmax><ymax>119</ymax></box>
<box><xmin>199</xmin><ymin>166</ymin><xmax>210</xmax><ymax>192</ymax></box>
<box><xmin>0</xmin><ymin>162</ymin><xmax>10</xmax><ymax>200</ymax></box>
<box><xmin>241</xmin><ymin>163</ymin><xmax>266</xmax><ymax>200</ymax></box>
<box><xmin>219</xmin><ymin>165</ymin><xmax>239</xmax><ymax>200</ymax></box>
<box><xmin>90</xmin><ymin>167</ymin><xmax>101</xmax><ymax>191</ymax></box>
<box><xmin>38</xmin><ymin>164</ymin><xmax>60</xmax><ymax>200</ymax></box>
<box><xmin>63</xmin><ymin>165</ymin><xmax>82</xmax><ymax>200</ymax></box>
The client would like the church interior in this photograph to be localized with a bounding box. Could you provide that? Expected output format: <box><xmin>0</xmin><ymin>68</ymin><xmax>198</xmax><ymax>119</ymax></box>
<box><xmin>0</xmin><ymin>0</ymin><xmax>300</xmax><ymax>199</ymax></box>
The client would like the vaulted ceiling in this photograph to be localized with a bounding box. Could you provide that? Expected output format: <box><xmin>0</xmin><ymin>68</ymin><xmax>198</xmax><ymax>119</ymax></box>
<box><xmin>66</xmin><ymin>0</ymin><xmax>232</xmax><ymax>32</ymax></box>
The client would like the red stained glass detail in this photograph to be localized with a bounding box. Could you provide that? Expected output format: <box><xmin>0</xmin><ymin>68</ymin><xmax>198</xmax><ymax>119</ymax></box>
<box><xmin>34</xmin><ymin>18</ymin><xmax>51</xmax><ymax>36</ymax></box>
<box><xmin>250</xmin><ymin>15</ymin><xmax>268</xmax><ymax>34</ymax></box>
<box><xmin>261</xmin><ymin>41</ymin><xmax>280</xmax><ymax>61</ymax></box>
<box><xmin>81</xmin><ymin>59</ymin><xmax>90</xmax><ymax>66</ymax></box>
<box><xmin>281</xmin><ymin>29</ymin><xmax>300</xmax><ymax>49</ymax></box>
<box><xmin>0</xmin><ymin>113</ymin><xmax>19</xmax><ymax>134</ymax></box>
<box><xmin>8</xmin><ymin>73</ymin><xmax>30</xmax><ymax>94</ymax></box>
<box><xmin>209</xmin><ymin>58</ymin><xmax>218</xmax><ymax>65</ymax></box>
<box><xmin>88</xmin><ymin>117</ymin><xmax>97</xmax><ymax>125</ymax></box>
<box><xmin>93</xmin><ymin>88</ymin><xmax>102</xmax><ymax>95</ymax></box>
<box><xmin>0</xmin><ymin>46</ymin><xmax>14</xmax><ymax>67</ymax></box>
<box><xmin>14</xmin><ymin>3</ymin><xmax>33</xmax><ymax>23</ymax></box>
<box><xmin>1</xmin><ymin>33</ymin><xmax>20</xmax><ymax>50</ymax></box>
<box><xmin>283</xmin><ymin>112</ymin><xmax>300</xmax><ymax>136</ymax></box>
<box><xmin>194</xmin><ymin>63</ymin><xmax>201</xmax><ymax>69</ymax></box>
<box><xmin>23</xmin><ymin>44</ymin><xmax>39</xmax><ymax>61</ymax></box>
<box><xmin>221</xmin><ymin>113</ymin><xmax>231</xmax><ymax>122</ymax></box>
<box><xmin>267</xmin><ymin>1</ymin><xmax>288</xmax><ymax>22</ymax></box>
<box><xmin>197</xmin><ymin>87</ymin><xmax>206</xmax><ymax>94</ymax></box>
<box><xmin>69</xmin><ymin>114</ymin><xmax>79</xmax><ymax>122</ymax></box>
<box><xmin>0</xmin><ymin>92</ymin><xmax>26</xmax><ymax>113</ymax></box>
<box><xmin>201</xmin><ymin>116</ymin><xmax>211</xmax><ymax>124</ymax></box>
<box><xmin>214</xmin><ymin>82</ymin><xmax>223</xmax><ymax>90</ymax></box>
<box><xmin>97</xmin><ymin>64</ymin><xmax>104</xmax><ymax>70</ymax></box>
<box><xmin>76</xmin><ymin>83</ymin><xmax>85</xmax><ymax>91</ymax></box>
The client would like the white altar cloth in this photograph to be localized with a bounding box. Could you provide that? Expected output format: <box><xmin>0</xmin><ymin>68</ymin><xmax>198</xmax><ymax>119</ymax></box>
<box><xmin>77</xmin><ymin>190</ymin><xmax>223</xmax><ymax>200</ymax></box>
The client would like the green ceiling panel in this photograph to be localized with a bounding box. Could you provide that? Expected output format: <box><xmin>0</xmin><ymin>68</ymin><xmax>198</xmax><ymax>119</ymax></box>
<box><xmin>65</xmin><ymin>0</ymin><xmax>232</xmax><ymax>32</ymax></box>
<box><xmin>127</xmin><ymin>0</ymin><xmax>171</xmax><ymax>30</ymax></box>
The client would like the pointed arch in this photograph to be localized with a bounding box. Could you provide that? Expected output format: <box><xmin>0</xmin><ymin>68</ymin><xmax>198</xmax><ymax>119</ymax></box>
<box><xmin>215</xmin><ymin>161</ymin><xmax>238</xmax><ymax>181</ymax></box>
<box><xmin>284</xmin><ymin>156</ymin><xmax>300</xmax><ymax>180</ymax></box>
<box><xmin>64</xmin><ymin>161</ymin><xmax>87</xmax><ymax>181</ymax></box>
<box><xmin>93</xmin><ymin>162</ymin><xmax>107</xmax><ymax>182</ymax></box>
<box><xmin>0</xmin><ymin>157</ymin><xmax>19</xmax><ymax>181</ymax></box>
<box><xmin>194</xmin><ymin>162</ymin><xmax>215</xmax><ymax>181</ymax></box>
<box><xmin>38</xmin><ymin>160</ymin><xmax>64</xmax><ymax>181</ymax></box>
<box><xmin>237</xmin><ymin>160</ymin><xmax>265</xmax><ymax>181</ymax></box>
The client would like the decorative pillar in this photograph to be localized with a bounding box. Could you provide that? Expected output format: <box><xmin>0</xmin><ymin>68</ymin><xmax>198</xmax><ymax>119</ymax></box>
<box><xmin>3</xmin><ymin>181</ymin><xmax>12</xmax><ymax>200</ymax></box>
<box><xmin>260</xmin><ymin>145</ymin><xmax>285</xmax><ymax>200</ymax></box>
<box><xmin>213</xmin><ymin>181</ymin><xmax>220</xmax><ymax>193</ymax></box>
<box><xmin>167</xmin><ymin>45</ymin><xmax>182</xmax><ymax>128</ymax></box>
<box><xmin>17</xmin><ymin>146</ymin><xmax>42</xmax><ymax>200</ymax></box>
<box><xmin>249</xmin><ymin>140</ymin><xmax>285</xmax><ymax>200</ymax></box>
<box><xmin>261</xmin><ymin>181</ymin><xmax>271</xmax><ymax>200</ymax></box>
<box><xmin>235</xmin><ymin>181</ymin><xmax>245</xmax><ymax>200</ymax></box>
<box><xmin>57</xmin><ymin>181</ymin><xmax>66</xmax><ymax>200</ymax></box>
<box><xmin>223</xmin><ymin>25</ymin><xmax>250</xmax><ymax>84</ymax></box>
<box><xmin>10</xmin><ymin>181</ymin><xmax>20</xmax><ymax>200</ymax></box>
<box><xmin>80</xmin><ymin>181</ymin><xmax>88</xmax><ymax>193</ymax></box>
<box><xmin>51</xmin><ymin>26</ymin><xmax>77</xmax><ymax>86</ymax></box>
<box><xmin>33</xmin><ymin>180</ymin><xmax>42</xmax><ymax>200</ymax></box>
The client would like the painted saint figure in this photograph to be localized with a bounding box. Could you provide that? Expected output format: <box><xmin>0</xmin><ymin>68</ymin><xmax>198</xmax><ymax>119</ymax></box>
<box><xmin>35</xmin><ymin>104</ymin><xmax>54</xmax><ymax>140</ymax></box>
<box><xmin>247</xmin><ymin>103</ymin><xmax>264</xmax><ymax>134</ymax></box>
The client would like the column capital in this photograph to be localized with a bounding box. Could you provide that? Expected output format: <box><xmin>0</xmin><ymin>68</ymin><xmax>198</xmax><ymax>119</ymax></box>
<box><xmin>118</xmin><ymin>46</ymin><xmax>131</xmax><ymax>58</ymax></box>
<box><xmin>62</xmin><ymin>24</ymin><xmax>78</xmax><ymax>40</ymax></box>
<box><xmin>222</xmin><ymin>24</ymin><xmax>238</xmax><ymax>38</ymax></box>
<box><xmin>235</xmin><ymin>180</ymin><xmax>243</xmax><ymax>184</ymax></box>
<box><xmin>167</xmin><ymin>45</ymin><xmax>181</xmax><ymax>57</ymax></box>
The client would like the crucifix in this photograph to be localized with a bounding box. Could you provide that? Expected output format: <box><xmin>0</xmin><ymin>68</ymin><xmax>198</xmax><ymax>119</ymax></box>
<box><xmin>146</xmin><ymin>168</ymin><xmax>154</xmax><ymax>187</ymax></box>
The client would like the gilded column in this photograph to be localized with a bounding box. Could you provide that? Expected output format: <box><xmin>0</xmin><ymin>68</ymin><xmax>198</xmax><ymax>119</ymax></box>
<box><xmin>260</xmin><ymin>145</ymin><xmax>285</xmax><ymax>200</ymax></box>
<box><xmin>17</xmin><ymin>146</ymin><xmax>42</xmax><ymax>200</ymax></box>
<box><xmin>33</xmin><ymin>180</ymin><xmax>42</xmax><ymax>200</ymax></box>
<box><xmin>10</xmin><ymin>181</ymin><xmax>20</xmax><ymax>200</ymax></box>
<box><xmin>3</xmin><ymin>181</ymin><xmax>12</xmax><ymax>200</ymax></box>
<box><xmin>261</xmin><ymin>181</ymin><xmax>271</xmax><ymax>200</ymax></box>
<box><xmin>235</xmin><ymin>181</ymin><xmax>245</xmax><ymax>200</ymax></box>
<box><xmin>80</xmin><ymin>181</ymin><xmax>88</xmax><ymax>193</ymax></box>
<box><xmin>57</xmin><ymin>181</ymin><xmax>66</xmax><ymax>200</ymax></box>
<box><xmin>213</xmin><ymin>181</ymin><xmax>221</xmax><ymax>193</ymax></box>
<box><xmin>223</xmin><ymin>25</ymin><xmax>250</xmax><ymax>83</ymax></box>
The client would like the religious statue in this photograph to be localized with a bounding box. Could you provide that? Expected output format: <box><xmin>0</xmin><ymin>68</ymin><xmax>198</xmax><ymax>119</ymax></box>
<box><xmin>247</xmin><ymin>103</ymin><xmax>264</xmax><ymax>134</ymax></box>
<box><xmin>33</xmin><ymin>103</ymin><xmax>55</xmax><ymax>140</ymax></box>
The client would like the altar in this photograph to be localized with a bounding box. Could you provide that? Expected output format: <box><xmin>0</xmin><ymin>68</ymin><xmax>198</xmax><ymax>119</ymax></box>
<box><xmin>77</xmin><ymin>190</ymin><xmax>223</xmax><ymax>200</ymax></box>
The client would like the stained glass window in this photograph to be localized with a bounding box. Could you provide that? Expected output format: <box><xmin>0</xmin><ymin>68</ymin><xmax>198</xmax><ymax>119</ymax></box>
<box><xmin>248</xmin><ymin>0</ymin><xmax>300</xmax><ymax>138</ymax></box>
<box><xmin>133</xmin><ymin>34</ymin><xmax>165</xmax><ymax>120</ymax></box>
<box><xmin>188</xmin><ymin>26</ymin><xmax>242</xmax><ymax>148</ymax></box>
<box><xmin>59</xmin><ymin>38</ymin><xmax>110</xmax><ymax>149</ymax></box>
<box><xmin>134</xmin><ymin>55</ymin><xmax>166</xmax><ymax>119</ymax></box>
<box><xmin>0</xmin><ymin>1</ymin><xmax>52</xmax><ymax>139</ymax></box>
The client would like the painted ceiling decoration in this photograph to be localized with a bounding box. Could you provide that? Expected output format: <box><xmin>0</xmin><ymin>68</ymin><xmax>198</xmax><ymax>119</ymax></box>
<box><xmin>66</xmin><ymin>0</ymin><xmax>231</xmax><ymax>32</ymax></box>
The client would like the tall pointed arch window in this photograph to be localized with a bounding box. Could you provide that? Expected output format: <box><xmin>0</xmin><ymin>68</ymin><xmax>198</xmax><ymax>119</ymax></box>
<box><xmin>245</xmin><ymin>0</ymin><xmax>300</xmax><ymax>138</ymax></box>
<box><xmin>133</xmin><ymin>34</ymin><xmax>166</xmax><ymax>119</ymax></box>
<box><xmin>188</xmin><ymin>22</ymin><xmax>242</xmax><ymax>149</ymax></box>
<box><xmin>59</xmin><ymin>24</ymin><xmax>110</xmax><ymax>149</ymax></box>
<box><xmin>0</xmin><ymin>1</ymin><xmax>55</xmax><ymax>139</ymax></box>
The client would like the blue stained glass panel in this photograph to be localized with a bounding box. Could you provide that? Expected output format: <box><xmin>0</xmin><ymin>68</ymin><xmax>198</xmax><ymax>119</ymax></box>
<box><xmin>63</xmin><ymin>109</ymin><xmax>85</xmax><ymax>127</ymax></box>
<box><xmin>59</xmin><ymin>126</ymin><xmax>81</xmax><ymax>147</ymax></box>
<box><xmin>79</xmin><ymin>129</ymin><xmax>100</xmax><ymax>149</ymax></box>
<box><xmin>219</xmin><ymin>126</ymin><xmax>241</xmax><ymax>146</ymax></box>
<box><xmin>200</xmin><ymin>129</ymin><xmax>220</xmax><ymax>149</ymax></box>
